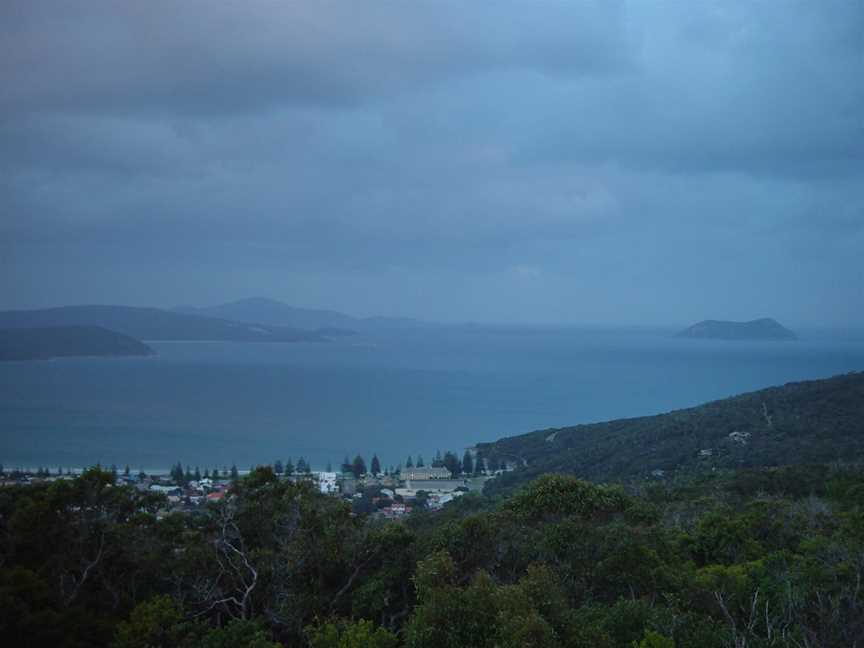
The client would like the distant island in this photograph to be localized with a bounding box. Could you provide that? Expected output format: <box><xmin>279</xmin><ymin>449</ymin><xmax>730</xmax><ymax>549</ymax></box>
<box><xmin>175</xmin><ymin>296</ymin><xmax>431</xmax><ymax>332</ymax></box>
<box><xmin>0</xmin><ymin>305</ymin><xmax>330</xmax><ymax>343</ymax></box>
<box><xmin>0</xmin><ymin>326</ymin><xmax>155</xmax><ymax>361</ymax></box>
<box><xmin>677</xmin><ymin>317</ymin><xmax>796</xmax><ymax>340</ymax></box>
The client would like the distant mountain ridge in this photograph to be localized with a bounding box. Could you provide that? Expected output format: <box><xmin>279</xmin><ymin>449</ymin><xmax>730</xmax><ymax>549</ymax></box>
<box><xmin>175</xmin><ymin>297</ymin><xmax>431</xmax><ymax>332</ymax></box>
<box><xmin>174</xmin><ymin>297</ymin><xmax>359</xmax><ymax>332</ymax></box>
<box><xmin>0</xmin><ymin>326</ymin><xmax>154</xmax><ymax>361</ymax></box>
<box><xmin>480</xmin><ymin>371</ymin><xmax>864</xmax><ymax>494</ymax></box>
<box><xmin>678</xmin><ymin>318</ymin><xmax>796</xmax><ymax>340</ymax></box>
<box><xmin>0</xmin><ymin>305</ymin><xmax>328</xmax><ymax>343</ymax></box>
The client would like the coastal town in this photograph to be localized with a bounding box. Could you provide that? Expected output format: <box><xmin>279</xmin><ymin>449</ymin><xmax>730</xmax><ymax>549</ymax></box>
<box><xmin>0</xmin><ymin>451</ymin><xmax>515</xmax><ymax>520</ymax></box>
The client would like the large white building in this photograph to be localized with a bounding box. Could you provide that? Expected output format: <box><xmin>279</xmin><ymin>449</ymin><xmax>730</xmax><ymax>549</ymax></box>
<box><xmin>402</xmin><ymin>467</ymin><xmax>452</xmax><ymax>480</ymax></box>
<box><xmin>316</xmin><ymin>471</ymin><xmax>338</xmax><ymax>494</ymax></box>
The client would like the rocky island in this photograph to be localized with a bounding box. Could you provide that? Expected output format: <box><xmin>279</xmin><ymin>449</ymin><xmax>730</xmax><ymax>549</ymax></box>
<box><xmin>677</xmin><ymin>317</ymin><xmax>796</xmax><ymax>341</ymax></box>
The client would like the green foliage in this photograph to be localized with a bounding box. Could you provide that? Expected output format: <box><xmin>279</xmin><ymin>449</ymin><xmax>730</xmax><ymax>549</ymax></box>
<box><xmin>193</xmin><ymin>619</ymin><xmax>281</xmax><ymax>648</ymax></box>
<box><xmin>4</xmin><ymin>460</ymin><xmax>864</xmax><ymax>647</ymax></box>
<box><xmin>632</xmin><ymin>629</ymin><xmax>675</xmax><ymax>648</ymax></box>
<box><xmin>352</xmin><ymin>455</ymin><xmax>366</xmax><ymax>477</ymax></box>
<box><xmin>461</xmin><ymin>450</ymin><xmax>473</xmax><ymax>475</ymax></box>
<box><xmin>481</xmin><ymin>372</ymin><xmax>864</xmax><ymax>495</ymax></box>
<box><xmin>404</xmin><ymin>570</ymin><xmax>499</xmax><ymax>648</ymax></box>
<box><xmin>307</xmin><ymin>619</ymin><xmax>398</xmax><ymax>648</ymax></box>
<box><xmin>506</xmin><ymin>473</ymin><xmax>628</xmax><ymax>522</ymax></box>
<box><xmin>113</xmin><ymin>596</ymin><xmax>280</xmax><ymax>648</ymax></box>
<box><xmin>412</xmin><ymin>550</ymin><xmax>456</xmax><ymax>601</ymax></box>
<box><xmin>112</xmin><ymin>596</ymin><xmax>187</xmax><ymax>648</ymax></box>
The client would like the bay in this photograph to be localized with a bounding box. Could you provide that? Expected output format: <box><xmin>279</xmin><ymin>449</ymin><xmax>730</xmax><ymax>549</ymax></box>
<box><xmin>2</xmin><ymin>326</ymin><xmax>863</xmax><ymax>472</ymax></box>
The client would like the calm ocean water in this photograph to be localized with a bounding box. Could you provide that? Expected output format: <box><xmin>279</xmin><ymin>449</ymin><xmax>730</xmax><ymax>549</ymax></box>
<box><xmin>2</xmin><ymin>327</ymin><xmax>863</xmax><ymax>472</ymax></box>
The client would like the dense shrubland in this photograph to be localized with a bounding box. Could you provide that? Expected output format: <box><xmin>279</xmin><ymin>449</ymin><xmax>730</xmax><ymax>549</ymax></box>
<box><xmin>480</xmin><ymin>372</ymin><xmax>864</xmax><ymax>495</ymax></box>
<box><xmin>1</xmin><ymin>463</ymin><xmax>863</xmax><ymax>647</ymax></box>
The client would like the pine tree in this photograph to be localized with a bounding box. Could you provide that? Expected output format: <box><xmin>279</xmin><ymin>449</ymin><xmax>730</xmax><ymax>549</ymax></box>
<box><xmin>406</xmin><ymin>455</ymin><xmax>414</xmax><ymax>468</ymax></box>
<box><xmin>124</xmin><ymin>465</ymin><xmax>130</xmax><ymax>477</ymax></box>
<box><xmin>462</xmin><ymin>450</ymin><xmax>474</xmax><ymax>475</ymax></box>
<box><xmin>371</xmin><ymin>454</ymin><xmax>381</xmax><ymax>476</ymax></box>
<box><xmin>432</xmin><ymin>450</ymin><xmax>443</xmax><ymax>467</ymax></box>
<box><xmin>417</xmin><ymin>454</ymin><xmax>425</xmax><ymax>467</ymax></box>
<box><xmin>443</xmin><ymin>451</ymin><xmax>460</xmax><ymax>475</ymax></box>
<box><xmin>203</xmin><ymin>468</ymin><xmax>210</xmax><ymax>479</ymax></box>
<box><xmin>285</xmin><ymin>457</ymin><xmax>295</xmax><ymax>475</ymax></box>
<box><xmin>326</xmin><ymin>461</ymin><xmax>333</xmax><ymax>472</ymax></box>
<box><xmin>212</xmin><ymin>467</ymin><xmax>220</xmax><ymax>478</ymax></box>
<box><xmin>194</xmin><ymin>466</ymin><xmax>201</xmax><ymax>481</ymax></box>
<box><xmin>474</xmin><ymin>454</ymin><xmax>485</xmax><ymax>475</ymax></box>
<box><xmin>230</xmin><ymin>464</ymin><xmax>239</xmax><ymax>481</ymax></box>
<box><xmin>274</xmin><ymin>460</ymin><xmax>284</xmax><ymax>475</ymax></box>
<box><xmin>352</xmin><ymin>455</ymin><xmax>366</xmax><ymax>478</ymax></box>
<box><xmin>341</xmin><ymin>455</ymin><xmax>352</xmax><ymax>473</ymax></box>
<box><xmin>296</xmin><ymin>457</ymin><xmax>308</xmax><ymax>473</ymax></box>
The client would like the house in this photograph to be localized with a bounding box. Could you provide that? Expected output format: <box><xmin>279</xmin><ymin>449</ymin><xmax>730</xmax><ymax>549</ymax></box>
<box><xmin>340</xmin><ymin>471</ymin><xmax>357</xmax><ymax>496</ymax></box>
<box><xmin>427</xmin><ymin>492</ymin><xmax>462</xmax><ymax>510</ymax></box>
<box><xmin>316</xmin><ymin>471</ymin><xmax>339</xmax><ymax>495</ymax></box>
<box><xmin>149</xmin><ymin>484</ymin><xmax>182</xmax><ymax>496</ymax></box>
<box><xmin>381</xmin><ymin>502</ymin><xmax>412</xmax><ymax>519</ymax></box>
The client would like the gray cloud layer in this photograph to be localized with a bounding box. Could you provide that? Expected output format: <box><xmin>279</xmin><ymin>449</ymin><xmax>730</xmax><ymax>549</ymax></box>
<box><xmin>2</xmin><ymin>1</ymin><xmax>862</xmax><ymax>325</ymax></box>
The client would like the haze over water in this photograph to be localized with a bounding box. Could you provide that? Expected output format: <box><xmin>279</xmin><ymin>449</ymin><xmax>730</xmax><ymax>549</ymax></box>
<box><xmin>2</xmin><ymin>326</ymin><xmax>862</xmax><ymax>472</ymax></box>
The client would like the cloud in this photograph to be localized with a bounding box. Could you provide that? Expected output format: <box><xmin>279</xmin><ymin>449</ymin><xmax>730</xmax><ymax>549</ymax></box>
<box><xmin>0</xmin><ymin>1</ymin><xmax>633</xmax><ymax>117</ymax></box>
<box><xmin>1</xmin><ymin>1</ymin><xmax>862</xmax><ymax>325</ymax></box>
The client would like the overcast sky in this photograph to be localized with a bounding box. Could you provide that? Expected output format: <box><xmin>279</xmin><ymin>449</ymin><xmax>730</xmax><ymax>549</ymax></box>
<box><xmin>2</xmin><ymin>1</ymin><xmax>862</xmax><ymax>326</ymax></box>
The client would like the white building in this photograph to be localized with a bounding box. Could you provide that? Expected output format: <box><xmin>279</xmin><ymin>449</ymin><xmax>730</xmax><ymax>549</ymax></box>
<box><xmin>316</xmin><ymin>471</ymin><xmax>338</xmax><ymax>495</ymax></box>
<box><xmin>402</xmin><ymin>467</ymin><xmax>452</xmax><ymax>480</ymax></box>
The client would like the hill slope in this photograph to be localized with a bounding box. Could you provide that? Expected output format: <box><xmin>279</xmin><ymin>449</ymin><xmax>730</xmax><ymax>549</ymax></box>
<box><xmin>175</xmin><ymin>297</ymin><xmax>358</xmax><ymax>332</ymax></box>
<box><xmin>479</xmin><ymin>371</ymin><xmax>864</xmax><ymax>494</ymax></box>
<box><xmin>0</xmin><ymin>326</ymin><xmax>155</xmax><ymax>361</ymax></box>
<box><xmin>678</xmin><ymin>317</ymin><xmax>796</xmax><ymax>340</ymax></box>
<box><xmin>0</xmin><ymin>305</ymin><xmax>327</xmax><ymax>342</ymax></box>
<box><xmin>176</xmin><ymin>297</ymin><xmax>432</xmax><ymax>332</ymax></box>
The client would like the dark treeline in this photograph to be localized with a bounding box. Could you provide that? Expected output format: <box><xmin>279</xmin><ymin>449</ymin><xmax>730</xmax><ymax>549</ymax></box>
<box><xmin>336</xmin><ymin>449</ymin><xmax>497</xmax><ymax>479</ymax></box>
<box><xmin>1</xmin><ymin>463</ymin><xmax>863</xmax><ymax>646</ymax></box>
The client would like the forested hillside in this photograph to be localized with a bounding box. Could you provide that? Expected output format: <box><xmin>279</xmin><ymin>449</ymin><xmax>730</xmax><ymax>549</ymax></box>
<box><xmin>0</xmin><ymin>326</ymin><xmax>154</xmax><ymax>361</ymax></box>
<box><xmin>480</xmin><ymin>371</ymin><xmax>864</xmax><ymax>496</ymax></box>
<box><xmin>0</xmin><ymin>305</ymin><xmax>327</xmax><ymax>343</ymax></box>
<box><xmin>1</xmin><ymin>464</ymin><xmax>863</xmax><ymax>647</ymax></box>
